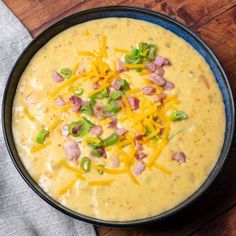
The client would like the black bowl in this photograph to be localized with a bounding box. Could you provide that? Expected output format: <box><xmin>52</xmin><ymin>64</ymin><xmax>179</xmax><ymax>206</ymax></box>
<box><xmin>2</xmin><ymin>6</ymin><xmax>235</xmax><ymax>227</ymax></box>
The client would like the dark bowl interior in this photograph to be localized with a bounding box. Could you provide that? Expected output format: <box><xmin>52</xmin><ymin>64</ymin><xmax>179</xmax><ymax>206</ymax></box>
<box><xmin>2</xmin><ymin>6</ymin><xmax>235</xmax><ymax>227</ymax></box>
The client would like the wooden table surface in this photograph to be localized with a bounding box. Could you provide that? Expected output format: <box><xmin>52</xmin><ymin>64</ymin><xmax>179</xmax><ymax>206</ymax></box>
<box><xmin>4</xmin><ymin>0</ymin><xmax>236</xmax><ymax>235</ymax></box>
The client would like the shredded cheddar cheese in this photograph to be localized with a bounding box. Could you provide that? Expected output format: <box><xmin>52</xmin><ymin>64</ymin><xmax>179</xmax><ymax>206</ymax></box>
<box><xmin>88</xmin><ymin>179</ymin><xmax>114</xmax><ymax>186</ymax></box>
<box><xmin>30</xmin><ymin>141</ymin><xmax>51</xmax><ymax>153</ymax></box>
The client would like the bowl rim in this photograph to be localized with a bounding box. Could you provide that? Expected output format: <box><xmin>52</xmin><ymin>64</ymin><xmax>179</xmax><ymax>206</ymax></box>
<box><xmin>2</xmin><ymin>5</ymin><xmax>235</xmax><ymax>227</ymax></box>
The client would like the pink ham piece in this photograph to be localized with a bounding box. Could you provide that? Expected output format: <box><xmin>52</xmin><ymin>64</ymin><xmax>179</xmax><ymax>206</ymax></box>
<box><xmin>111</xmin><ymin>79</ymin><xmax>121</xmax><ymax>90</ymax></box>
<box><xmin>64</xmin><ymin>141</ymin><xmax>81</xmax><ymax>162</ymax></box>
<box><xmin>155</xmin><ymin>66</ymin><xmax>165</xmax><ymax>76</ymax></box>
<box><xmin>76</xmin><ymin>66</ymin><xmax>85</xmax><ymax>75</ymax></box>
<box><xmin>107</xmin><ymin>118</ymin><xmax>117</xmax><ymax>128</ymax></box>
<box><xmin>69</xmin><ymin>96</ymin><xmax>82</xmax><ymax>112</ymax></box>
<box><xmin>54</xmin><ymin>98</ymin><xmax>65</xmax><ymax>107</ymax></box>
<box><xmin>96</xmin><ymin>147</ymin><xmax>107</xmax><ymax>158</ymax></box>
<box><xmin>112</xmin><ymin>157</ymin><xmax>120</xmax><ymax>168</ymax></box>
<box><xmin>149</xmin><ymin>73</ymin><xmax>166</xmax><ymax>86</ymax></box>
<box><xmin>52</xmin><ymin>71</ymin><xmax>64</xmax><ymax>83</ymax></box>
<box><xmin>128</xmin><ymin>97</ymin><xmax>140</xmax><ymax>111</ymax></box>
<box><xmin>133</xmin><ymin>161</ymin><xmax>145</xmax><ymax>175</ymax></box>
<box><xmin>135</xmin><ymin>152</ymin><xmax>147</xmax><ymax>160</ymax></box>
<box><xmin>117</xmin><ymin>60</ymin><xmax>126</xmax><ymax>73</ymax></box>
<box><xmin>164</xmin><ymin>81</ymin><xmax>175</xmax><ymax>90</ymax></box>
<box><xmin>146</xmin><ymin>62</ymin><xmax>156</xmax><ymax>72</ymax></box>
<box><xmin>142</xmin><ymin>86</ymin><xmax>156</xmax><ymax>95</ymax></box>
<box><xmin>154</xmin><ymin>93</ymin><xmax>167</xmax><ymax>103</ymax></box>
<box><xmin>135</xmin><ymin>134</ymin><xmax>144</xmax><ymax>141</ymax></box>
<box><xmin>92</xmin><ymin>82</ymin><xmax>100</xmax><ymax>89</ymax></box>
<box><xmin>61</xmin><ymin>125</ymin><xmax>69</xmax><ymax>137</ymax></box>
<box><xmin>135</xmin><ymin>143</ymin><xmax>143</xmax><ymax>151</ymax></box>
<box><xmin>154</xmin><ymin>56</ymin><xmax>171</xmax><ymax>67</ymax></box>
<box><xmin>90</xmin><ymin>125</ymin><xmax>103</xmax><ymax>136</ymax></box>
<box><xmin>116</xmin><ymin>128</ymin><xmax>127</xmax><ymax>136</ymax></box>
<box><xmin>72</xmin><ymin>125</ymin><xmax>82</xmax><ymax>135</ymax></box>
<box><xmin>93</xmin><ymin>104</ymin><xmax>104</xmax><ymax>119</ymax></box>
<box><xmin>172</xmin><ymin>152</ymin><xmax>186</xmax><ymax>163</ymax></box>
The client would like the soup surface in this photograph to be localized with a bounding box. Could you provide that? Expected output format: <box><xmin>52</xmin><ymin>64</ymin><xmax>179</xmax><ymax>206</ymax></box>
<box><xmin>12</xmin><ymin>18</ymin><xmax>225</xmax><ymax>221</ymax></box>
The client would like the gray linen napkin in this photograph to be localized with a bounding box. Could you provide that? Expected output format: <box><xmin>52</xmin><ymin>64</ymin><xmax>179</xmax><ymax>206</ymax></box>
<box><xmin>0</xmin><ymin>1</ymin><xmax>96</xmax><ymax>235</ymax></box>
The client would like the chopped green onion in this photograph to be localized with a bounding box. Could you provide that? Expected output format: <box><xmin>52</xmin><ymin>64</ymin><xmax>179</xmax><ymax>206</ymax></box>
<box><xmin>92</xmin><ymin>148</ymin><xmax>102</xmax><ymax>157</ymax></box>
<box><xmin>81</xmin><ymin>104</ymin><xmax>93</xmax><ymax>115</ymax></box>
<box><xmin>103</xmin><ymin>133</ymin><xmax>119</xmax><ymax>146</ymax></box>
<box><xmin>81</xmin><ymin>98</ymin><xmax>96</xmax><ymax>116</ymax></box>
<box><xmin>145</xmin><ymin>127</ymin><xmax>159</xmax><ymax>142</ymax></box>
<box><xmin>124</xmin><ymin>55</ymin><xmax>142</xmax><ymax>64</ymax></box>
<box><xmin>119</xmin><ymin>79</ymin><xmax>130</xmax><ymax>91</ymax></box>
<box><xmin>146</xmin><ymin>44</ymin><xmax>157</xmax><ymax>62</ymax></box>
<box><xmin>74</xmin><ymin>88</ymin><xmax>84</xmax><ymax>96</ymax></box>
<box><xmin>97</xmin><ymin>164</ymin><xmax>105</xmax><ymax>175</ymax></box>
<box><xmin>68</xmin><ymin>118</ymin><xmax>94</xmax><ymax>137</ymax></box>
<box><xmin>168</xmin><ymin>129</ymin><xmax>185</xmax><ymax>141</ymax></box>
<box><xmin>36</xmin><ymin>129</ymin><xmax>49</xmax><ymax>144</ymax></box>
<box><xmin>88</xmin><ymin>141</ymin><xmax>103</xmax><ymax>149</ymax></box>
<box><xmin>60</xmin><ymin>68</ymin><xmax>72</xmax><ymax>79</ymax></box>
<box><xmin>169</xmin><ymin>111</ymin><xmax>188</xmax><ymax>121</ymax></box>
<box><xmin>110</xmin><ymin>91</ymin><xmax>123</xmax><ymax>100</ymax></box>
<box><xmin>89</xmin><ymin>97</ymin><xmax>96</xmax><ymax>106</ymax></box>
<box><xmin>124</xmin><ymin>42</ymin><xmax>157</xmax><ymax>65</ymax></box>
<box><xmin>80</xmin><ymin>157</ymin><xmax>91</xmax><ymax>172</ymax></box>
<box><xmin>105</xmin><ymin>100</ymin><xmax>120</xmax><ymax>114</ymax></box>
<box><xmin>92</xmin><ymin>88</ymin><xmax>109</xmax><ymax>99</ymax></box>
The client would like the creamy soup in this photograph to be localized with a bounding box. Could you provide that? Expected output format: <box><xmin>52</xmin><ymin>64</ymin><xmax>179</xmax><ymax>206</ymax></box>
<box><xmin>12</xmin><ymin>18</ymin><xmax>225</xmax><ymax>221</ymax></box>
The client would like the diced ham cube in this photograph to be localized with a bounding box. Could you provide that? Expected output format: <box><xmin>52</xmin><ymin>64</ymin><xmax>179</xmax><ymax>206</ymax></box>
<box><xmin>146</xmin><ymin>62</ymin><xmax>156</xmax><ymax>72</ymax></box>
<box><xmin>107</xmin><ymin>118</ymin><xmax>117</xmax><ymax>128</ymax></box>
<box><xmin>117</xmin><ymin>60</ymin><xmax>126</xmax><ymax>73</ymax></box>
<box><xmin>76</xmin><ymin>66</ymin><xmax>85</xmax><ymax>75</ymax></box>
<box><xmin>149</xmin><ymin>73</ymin><xmax>166</xmax><ymax>86</ymax></box>
<box><xmin>154</xmin><ymin>56</ymin><xmax>170</xmax><ymax>67</ymax></box>
<box><xmin>111</xmin><ymin>79</ymin><xmax>121</xmax><ymax>90</ymax></box>
<box><xmin>54</xmin><ymin>98</ymin><xmax>65</xmax><ymax>107</ymax></box>
<box><xmin>155</xmin><ymin>66</ymin><xmax>165</xmax><ymax>76</ymax></box>
<box><xmin>90</xmin><ymin>125</ymin><xmax>103</xmax><ymax>136</ymax></box>
<box><xmin>116</xmin><ymin>128</ymin><xmax>127</xmax><ymax>136</ymax></box>
<box><xmin>154</xmin><ymin>93</ymin><xmax>167</xmax><ymax>103</ymax></box>
<box><xmin>164</xmin><ymin>81</ymin><xmax>175</xmax><ymax>90</ymax></box>
<box><xmin>64</xmin><ymin>141</ymin><xmax>81</xmax><ymax>162</ymax></box>
<box><xmin>111</xmin><ymin>157</ymin><xmax>120</xmax><ymax>168</ymax></box>
<box><xmin>61</xmin><ymin>125</ymin><xmax>69</xmax><ymax>137</ymax></box>
<box><xmin>142</xmin><ymin>86</ymin><xmax>156</xmax><ymax>95</ymax></box>
<box><xmin>69</xmin><ymin>96</ymin><xmax>83</xmax><ymax>112</ymax></box>
<box><xmin>135</xmin><ymin>134</ymin><xmax>144</xmax><ymax>141</ymax></box>
<box><xmin>92</xmin><ymin>82</ymin><xmax>100</xmax><ymax>89</ymax></box>
<box><xmin>172</xmin><ymin>152</ymin><xmax>186</xmax><ymax>163</ymax></box>
<box><xmin>128</xmin><ymin>97</ymin><xmax>140</xmax><ymax>111</ymax></box>
<box><xmin>135</xmin><ymin>152</ymin><xmax>147</xmax><ymax>160</ymax></box>
<box><xmin>52</xmin><ymin>71</ymin><xmax>64</xmax><ymax>83</ymax></box>
<box><xmin>133</xmin><ymin>161</ymin><xmax>145</xmax><ymax>175</ymax></box>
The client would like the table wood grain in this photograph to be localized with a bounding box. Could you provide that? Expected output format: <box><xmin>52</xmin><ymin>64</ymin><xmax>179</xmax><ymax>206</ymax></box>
<box><xmin>3</xmin><ymin>0</ymin><xmax>236</xmax><ymax>235</ymax></box>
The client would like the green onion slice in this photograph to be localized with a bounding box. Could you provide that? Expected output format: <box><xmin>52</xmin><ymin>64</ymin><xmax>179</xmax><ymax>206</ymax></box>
<box><xmin>119</xmin><ymin>79</ymin><xmax>130</xmax><ymax>91</ymax></box>
<box><xmin>68</xmin><ymin>118</ymin><xmax>94</xmax><ymax>137</ymax></box>
<box><xmin>36</xmin><ymin>129</ymin><xmax>49</xmax><ymax>144</ymax></box>
<box><xmin>103</xmin><ymin>133</ymin><xmax>119</xmax><ymax>146</ymax></box>
<box><xmin>74</xmin><ymin>88</ymin><xmax>83</xmax><ymax>96</ymax></box>
<box><xmin>110</xmin><ymin>91</ymin><xmax>123</xmax><ymax>100</ymax></box>
<box><xmin>80</xmin><ymin>157</ymin><xmax>91</xmax><ymax>172</ymax></box>
<box><xmin>169</xmin><ymin>111</ymin><xmax>188</xmax><ymax>121</ymax></box>
<box><xmin>92</xmin><ymin>88</ymin><xmax>109</xmax><ymax>99</ymax></box>
<box><xmin>105</xmin><ymin>100</ymin><xmax>120</xmax><ymax>114</ymax></box>
<box><xmin>97</xmin><ymin>164</ymin><xmax>105</xmax><ymax>175</ymax></box>
<box><xmin>60</xmin><ymin>68</ymin><xmax>72</xmax><ymax>79</ymax></box>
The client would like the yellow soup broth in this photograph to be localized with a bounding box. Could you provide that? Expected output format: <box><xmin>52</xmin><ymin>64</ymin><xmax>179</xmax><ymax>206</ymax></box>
<box><xmin>12</xmin><ymin>18</ymin><xmax>225</xmax><ymax>221</ymax></box>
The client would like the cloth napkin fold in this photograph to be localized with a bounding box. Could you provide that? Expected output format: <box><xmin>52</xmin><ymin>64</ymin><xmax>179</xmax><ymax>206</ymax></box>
<box><xmin>0</xmin><ymin>1</ymin><xmax>96</xmax><ymax>235</ymax></box>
